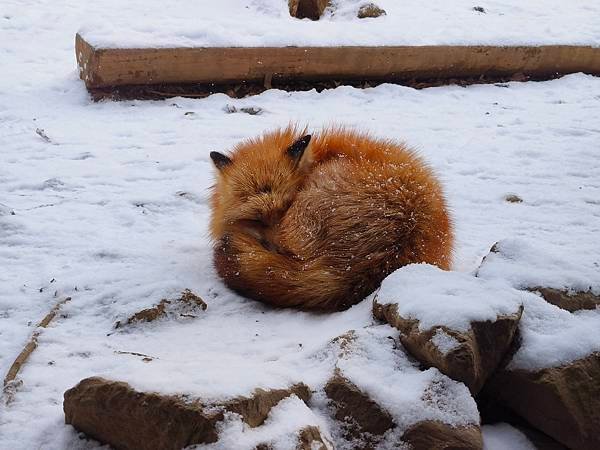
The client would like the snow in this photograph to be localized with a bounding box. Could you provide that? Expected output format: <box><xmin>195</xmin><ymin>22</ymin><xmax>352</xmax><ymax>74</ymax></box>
<box><xmin>76</xmin><ymin>0</ymin><xmax>600</xmax><ymax>48</ymax></box>
<box><xmin>377</xmin><ymin>264</ymin><xmax>524</xmax><ymax>332</ymax></box>
<box><xmin>431</xmin><ymin>329</ymin><xmax>461</xmax><ymax>355</ymax></box>
<box><xmin>2</xmin><ymin>1</ymin><xmax>600</xmax><ymax>449</ymax></box>
<box><xmin>508</xmin><ymin>292</ymin><xmax>600</xmax><ymax>371</ymax></box>
<box><xmin>201</xmin><ymin>395</ymin><xmax>333</xmax><ymax>450</ymax></box>
<box><xmin>333</xmin><ymin>327</ymin><xmax>480</xmax><ymax>436</ymax></box>
<box><xmin>482</xmin><ymin>423</ymin><xmax>536</xmax><ymax>450</ymax></box>
<box><xmin>475</xmin><ymin>240</ymin><xmax>600</xmax><ymax>371</ymax></box>
<box><xmin>477</xmin><ymin>238</ymin><xmax>600</xmax><ymax>294</ymax></box>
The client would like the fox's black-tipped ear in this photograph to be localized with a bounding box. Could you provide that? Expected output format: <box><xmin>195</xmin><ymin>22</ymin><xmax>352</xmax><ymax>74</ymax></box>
<box><xmin>286</xmin><ymin>134</ymin><xmax>311</xmax><ymax>163</ymax></box>
<box><xmin>210</xmin><ymin>151</ymin><xmax>232</xmax><ymax>171</ymax></box>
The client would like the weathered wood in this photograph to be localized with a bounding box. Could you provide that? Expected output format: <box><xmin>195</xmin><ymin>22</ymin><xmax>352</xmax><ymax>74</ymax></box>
<box><xmin>76</xmin><ymin>34</ymin><xmax>600</xmax><ymax>90</ymax></box>
<box><xmin>289</xmin><ymin>0</ymin><xmax>329</xmax><ymax>20</ymax></box>
<box><xmin>3</xmin><ymin>296</ymin><xmax>72</xmax><ymax>404</ymax></box>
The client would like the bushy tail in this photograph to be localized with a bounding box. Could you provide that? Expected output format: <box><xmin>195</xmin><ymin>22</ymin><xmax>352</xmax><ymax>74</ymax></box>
<box><xmin>213</xmin><ymin>232</ymin><xmax>346</xmax><ymax>311</ymax></box>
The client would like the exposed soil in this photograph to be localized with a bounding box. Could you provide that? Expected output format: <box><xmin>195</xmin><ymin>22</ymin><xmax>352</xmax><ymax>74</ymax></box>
<box><xmin>88</xmin><ymin>72</ymin><xmax>563</xmax><ymax>102</ymax></box>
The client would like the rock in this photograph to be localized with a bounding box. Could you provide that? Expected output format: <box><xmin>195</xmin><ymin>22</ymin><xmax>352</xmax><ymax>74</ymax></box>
<box><xmin>357</xmin><ymin>3</ymin><xmax>386</xmax><ymax>19</ymax></box>
<box><xmin>325</xmin><ymin>327</ymin><xmax>482</xmax><ymax>449</ymax></box>
<box><xmin>296</xmin><ymin>426</ymin><xmax>332</xmax><ymax>450</ymax></box>
<box><xmin>64</xmin><ymin>377</ymin><xmax>222</xmax><ymax>450</ymax></box>
<box><xmin>324</xmin><ymin>371</ymin><xmax>394</xmax><ymax>439</ymax></box>
<box><xmin>373</xmin><ymin>264</ymin><xmax>524</xmax><ymax>394</ymax></box>
<box><xmin>529</xmin><ymin>286</ymin><xmax>600</xmax><ymax>312</ymax></box>
<box><xmin>114</xmin><ymin>289</ymin><xmax>207</xmax><ymax>328</ymax></box>
<box><xmin>225</xmin><ymin>383</ymin><xmax>311</xmax><ymax>427</ymax></box>
<box><xmin>254</xmin><ymin>426</ymin><xmax>332</xmax><ymax>450</ymax></box>
<box><xmin>504</xmin><ymin>193</ymin><xmax>523</xmax><ymax>203</ymax></box>
<box><xmin>374</xmin><ymin>300</ymin><xmax>522</xmax><ymax>395</ymax></box>
<box><xmin>487</xmin><ymin>353</ymin><xmax>600</xmax><ymax>450</ymax></box>
<box><xmin>288</xmin><ymin>0</ymin><xmax>329</xmax><ymax>20</ymax></box>
<box><xmin>481</xmin><ymin>289</ymin><xmax>600</xmax><ymax>448</ymax></box>
<box><xmin>514</xmin><ymin>425</ymin><xmax>567</xmax><ymax>450</ymax></box>
<box><xmin>476</xmin><ymin>239</ymin><xmax>600</xmax><ymax>312</ymax></box>
<box><xmin>227</xmin><ymin>395</ymin><xmax>332</xmax><ymax>450</ymax></box>
<box><xmin>478</xmin><ymin>388</ymin><xmax>566</xmax><ymax>450</ymax></box>
<box><xmin>64</xmin><ymin>377</ymin><xmax>312</xmax><ymax>450</ymax></box>
<box><xmin>402</xmin><ymin>420</ymin><xmax>483</xmax><ymax>450</ymax></box>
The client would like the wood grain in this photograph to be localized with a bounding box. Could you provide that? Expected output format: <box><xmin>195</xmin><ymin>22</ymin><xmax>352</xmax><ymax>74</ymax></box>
<box><xmin>76</xmin><ymin>34</ymin><xmax>600</xmax><ymax>90</ymax></box>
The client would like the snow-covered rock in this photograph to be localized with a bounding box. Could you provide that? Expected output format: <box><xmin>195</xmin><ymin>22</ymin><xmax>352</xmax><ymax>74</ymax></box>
<box><xmin>205</xmin><ymin>396</ymin><xmax>334</xmax><ymax>450</ymax></box>
<box><xmin>474</xmin><ymin>243</ymin><xmax>600</xmax><ymax>448</ymax></box>
<box><xmin>487</xmin><ymin>352</ymin><xmax>600</xmax><ymax>450</ymax></box>
<box><xmin>476</xmin><ymin>239</ymin><xmax>600</xmax><ymax>307</ymax></box>
<box><xmin>324</xmin><ymin>327</ymin><xmax>482</xmax><ymax>449</ymax></box>
<box><xmin>64</xmin><ymin>377</ymin><xmax>312</xmax><ymax>450</ymax></box>
<box><xmin>374</xmin><ymin>264</ymin><xmax>523</xmax><ymax>393</ymax></box>
<box><xmin>357</xmin><ymin>3</ymin><xmax>386</xmax><ymax>19</ymax></box>
<box><xmin>483</xmin><ymin>292</ymin><xmax>600</xmax><ymax>449</ymax></box>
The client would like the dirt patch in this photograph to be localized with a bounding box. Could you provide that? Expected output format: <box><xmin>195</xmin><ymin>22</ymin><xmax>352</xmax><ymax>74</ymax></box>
<box><xmin>114</xmin><ymin>289</ymin><xmax>206</xmax><ymax>328</ymax></box>
<box><xmin>88</xmin><ymin>72</ymin><xmax>558</xmax><ymax>102</ymax></box>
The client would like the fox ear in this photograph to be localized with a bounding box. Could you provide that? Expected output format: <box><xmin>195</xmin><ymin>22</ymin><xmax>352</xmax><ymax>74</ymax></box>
<box><xmin>210</xmin><ymin>151</ymin><xmax>232</xmax><ymax>171</ymax></box>
<box><xmin>286</xmin><ymin>134</ymin><xmax>311</xmax><ymax>163</ymax></box>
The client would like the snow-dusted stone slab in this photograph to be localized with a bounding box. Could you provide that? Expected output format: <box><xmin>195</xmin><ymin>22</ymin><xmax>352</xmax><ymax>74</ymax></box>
<box><xmin>485</xmin><ymin>293</ymin><xmax>600</xmax><ymax>450</ymax></box>
<box><xmin>212</xmin><ymin>396</ymin><xmax>333</xmax><ymax>450</ymax></box>
<box><xmin>477</xmin><ymin>239</ymin><xmax>600</xmax><ymax>312</ymax></box>
<box><xmin>64</xmin><ymin>377</ymin><xmax>310</xmax><ymax>450</ymax></box>
<box><xmin>373</xmin><ymin>264</ymin><xmax>524</xmax><ymax>394</ymax></box>
<box><xmin>324</xmin><ymin>327</ymin><xmax>482</xmax><ymax>449</ymax></box>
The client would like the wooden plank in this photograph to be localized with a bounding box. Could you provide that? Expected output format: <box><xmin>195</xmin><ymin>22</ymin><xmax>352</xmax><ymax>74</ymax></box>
<box><xmin>75</xmin><ymin>34</ymin><xmax>600</xmax><ymax>90</ymax></box>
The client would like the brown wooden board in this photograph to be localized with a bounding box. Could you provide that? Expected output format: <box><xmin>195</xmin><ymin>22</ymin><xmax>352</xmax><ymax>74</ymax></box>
<box><xmin>76</xmin><ymin>34</ymin><xmax>600</xmax><ymax>96</ymax></box>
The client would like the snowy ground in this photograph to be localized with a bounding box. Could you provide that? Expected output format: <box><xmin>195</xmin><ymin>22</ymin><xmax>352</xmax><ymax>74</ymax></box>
<box><xmin>2</xmin><ymin>1</ymin><xmax>600</xmax><ymax>449</ymax></box>
<box><xmin>77</xmin><ymin>0</ymin><xmax>600</xmax><ymax>48</ymax></box>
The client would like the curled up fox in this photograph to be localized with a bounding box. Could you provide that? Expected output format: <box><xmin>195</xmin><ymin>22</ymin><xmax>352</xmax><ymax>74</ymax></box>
<box><xmin>209</xmin><ymin>126</ymin><xmax>452</xmax><ymax>311</ymax></box>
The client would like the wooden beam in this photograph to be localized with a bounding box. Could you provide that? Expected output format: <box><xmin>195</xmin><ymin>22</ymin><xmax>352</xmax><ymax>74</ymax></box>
<box><xmin>76</xmin><ymin>34</ymin><xmax>600</xmax><ymax>90</ymax></box>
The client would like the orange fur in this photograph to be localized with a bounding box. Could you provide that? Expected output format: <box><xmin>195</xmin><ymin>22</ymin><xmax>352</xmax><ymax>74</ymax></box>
<box><xmin>210</xmin><ymin>126</ymin><xmax>453</xmax><ymax>311</ymax></box>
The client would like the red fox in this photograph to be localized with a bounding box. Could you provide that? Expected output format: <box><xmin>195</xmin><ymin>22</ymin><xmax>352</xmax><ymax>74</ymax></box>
<box><xmin>209</xmin><ymin>126</ymin><xmax>453</xmax><ymax>311</ymax></box>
